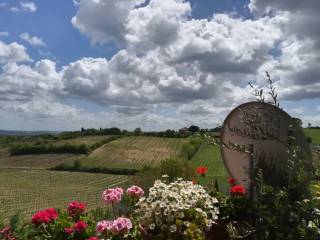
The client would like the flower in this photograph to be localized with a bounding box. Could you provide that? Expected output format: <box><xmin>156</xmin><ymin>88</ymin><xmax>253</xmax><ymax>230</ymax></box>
<box><xmin>196</xmin><ymin>166</ymin><xmax>208</xmax><ymax>176</ymax></box>
<box><xmin>230</xmin><ymin>185</ymin><xmax>246</xmax><ymax>195</ymax></box>
<box><xmin>96</xmin><ymin>218</ymin><xmax>132</xmax><ymax>235</ymax></box>
<box><xmin>31</xmin><ymin>208</ymin><xmax>58</xmax><ymax>225</ymax></box>
<box><xmin>102</xmin><ymin>187</ymin><xmax>123</xmax><ymax>204</ymax></box>
<box><xmin>96</xmin><ymin>220</ymin><xmax>113</xmax><ymax>233</ymax></box>
<box><xmin>227</xmin><ymin>177</ymin><xmax>237</xmax><ymax>186</ymax></box>
<box><xmin>86</xmin><ymin>237</ymin><xmax>99</xmax><ymax>240</ymax></box>
<box><xmin>64</xmin><ymin>227</ymin><xmax>74</xmax><ymax>235</ymax></box>
<box><xmin>111</xmin><ymin>217</ymin><xmax>132</xmax><ymax>235</ymax></box>
<box><xmin>126</xmin><ymin>185</ymin><xmax>144</xmax><ymax>198</ymax></box>
<box><xmin>73</xmin><ymin>221</ymin><xmax>88</xmax><ymax>233</ymax></box>
<box><xmin>135</xmin><ymin>179</ymin><xmax>219</xmax><ymax>238</ymax></box>
<box><xmin>67</xmin><ymin>201</ymin><xmax>86</xmax><ymax>216</ymax></box>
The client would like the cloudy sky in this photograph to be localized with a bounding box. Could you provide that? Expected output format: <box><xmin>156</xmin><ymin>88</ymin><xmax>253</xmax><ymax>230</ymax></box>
<box><xmin>0</xmin><ymin>0</ymin><xmax>319</xmax><ymax>131</ymax></box>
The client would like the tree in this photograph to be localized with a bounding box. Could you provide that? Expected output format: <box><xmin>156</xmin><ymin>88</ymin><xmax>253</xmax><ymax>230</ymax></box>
<box><xmin>188</xmin><ymin>125</ymin><xmax>200</xmax><ymax>133</ymax></box>
<box><xmin>134</xmin><ymin>127</ymin><xmax>142</xmax><ymax>136</ymax></box>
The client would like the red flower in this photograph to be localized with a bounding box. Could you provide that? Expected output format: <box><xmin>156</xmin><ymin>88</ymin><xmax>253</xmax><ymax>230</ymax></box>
<box><xmin>31</xmin><ymin>208</ymin><xmax>58</xmax><ymax>225</ymax></box>
<box><xmin>196</xmin><ymin>166</ymin><xmax>208</xmax><ymax>176</ymax></box>
<box><xmin>227</xmin><ymin>177</ymin><xmax>236</xmax><ymax>186</ymax></box>
<box><xmin>230</xmin><ymin>185</ymin><xmax>246</xmax><ymax>195</ymax></box>
<box><xmin>87</xmin><ymin>237</ymin><xmax>99</xmax><ymax>240</ymax></box>
<box><xmin>73</xmin><ymin>221</ymin><xmax>88</xmax><ymax>233</ymax></box>
<box><xmin>67</xmin><ymin>201</ymin><xmax>86</xmax><ymax>216</ymax></box>
<box><xmin>64</xmin><ymin>227</ymin><xmax>74</xmax><ymax>235</ymax></box>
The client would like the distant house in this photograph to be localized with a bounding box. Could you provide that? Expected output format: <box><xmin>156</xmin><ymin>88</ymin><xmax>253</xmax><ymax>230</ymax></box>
<box><xmin>179</xmin><ymin>127</ymin><xmax>190</xmax><ymax>135</ymax></box>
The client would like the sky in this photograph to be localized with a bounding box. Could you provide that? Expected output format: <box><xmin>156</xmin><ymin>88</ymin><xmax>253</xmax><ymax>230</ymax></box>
<box><xmin>0</xmin><ymin>0</ymin><xmax>319</xmax><ymax>131</ymax></box>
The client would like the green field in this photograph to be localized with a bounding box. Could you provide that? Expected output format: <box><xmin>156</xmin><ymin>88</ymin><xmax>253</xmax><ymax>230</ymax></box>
<box><xmin>51</xmin><ymin>135</ymin><xmax>113</xmax><ymax>146</ymax></box>
<box><xmin>0</xmin><ymin>169</ymin><xmax>130</xmax><ymax>219</ymax></box>
<box><xmin>0</xmin><ymin>136</ymin><xmax>190</xmax><ymax>220</ymax></box>
<box><xmin>191</xmin><ymin>143</ymin><xmax>229</xmax><ymax>191</ymax></box>
<box><xmin>304</xmin><ymin>128</ymin><xmax>320</xmax><ymax>144</ymax></box>
<box><xmin>79</xmin><ymin>136</ymin><xmax>188</xmax><ymax>169</ymax></box>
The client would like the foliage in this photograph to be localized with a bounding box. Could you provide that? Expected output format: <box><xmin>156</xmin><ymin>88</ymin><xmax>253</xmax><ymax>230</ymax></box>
<box><xmin>10</xmin><ymin>143</ymin><xmax>90</xmax><ymax>155</ymax></box>
<box><xmin>188</xmin><ymin>125</ymin><xmax>200</xmax><ymax>133</ymax></box>
<box><xmin>181</xmin><ymin>138</ymin><xmax>202</xmax><ymax>160</ymax></box>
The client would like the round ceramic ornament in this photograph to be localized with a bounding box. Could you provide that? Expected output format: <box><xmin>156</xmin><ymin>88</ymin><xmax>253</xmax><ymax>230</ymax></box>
<box><xmin>220</xmin><ymin>102</ymin><xmax>310</xmax><ymax>193</ymax></box>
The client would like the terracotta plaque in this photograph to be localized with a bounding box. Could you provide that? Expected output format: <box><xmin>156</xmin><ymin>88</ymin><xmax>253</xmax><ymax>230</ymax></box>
<box><xmin>220</xmin><ymin>102</ymin><xmax>310</xmax><ymax>191</ymax></box>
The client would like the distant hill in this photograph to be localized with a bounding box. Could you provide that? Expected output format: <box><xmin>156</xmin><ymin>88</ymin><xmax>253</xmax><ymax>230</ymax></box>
<box><xmin>0</xmin><ymin>130</ymin><xmax>59</xmax><ymax>136</ymax></box>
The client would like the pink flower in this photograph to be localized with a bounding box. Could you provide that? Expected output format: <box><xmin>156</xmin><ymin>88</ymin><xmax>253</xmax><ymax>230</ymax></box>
<box><xmin>96</xmin><ymin>220</ymin><xmax>113</xmax><ymax>233</ymax></box>
<box><xmin>67</xmin><ymin>201</ymin><xmax>86</xmax><ymax>216</ymax></box>
<box><xmin>126</xmin><ymin>186</ymin><xmax>144</xmax><ymax>198</ymax></box>
<box><xmin>73</xmin><ymin>221</ymin><xmax>88</xmax><ymax>233</ymax></box>
<box><xmin>31</xmin><ymin>208</ymin><xmax>58</xmax><ymax>225</ymax></box>
<box><xmin>87</xmin><ymin>237</ymin><xmax>99</xmax><ymax>240</ymax></box>
<box><xmin>64</xmin><ymin>227</ymin><xmax>74</xmax><ymax>235</ymax></box>
<box><xmin>102</xmin><ymin>188</ymin><xmax>123</xmax><ymax>204</ymax></box>
<box><xmin>111</xmin><ymin>217</ymin><xmax>132</xmax><ymax>235</ymax></box>
<box><xmin>96</xmin><ymin>218</ymin><xmax>132</xmax><ymax>235</ymax></box>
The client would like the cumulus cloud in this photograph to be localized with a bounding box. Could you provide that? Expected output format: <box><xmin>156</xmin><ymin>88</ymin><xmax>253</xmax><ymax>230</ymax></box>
<box><xmin>72</xmin><ymin>0</ymin><xmax>145</xmax><ymax>44</ymax></box>
<box><xmin>250</xmin><ymin>0</ymin><xmax>320</xmax><ymax>101</ymax></box>
<box><xmin>0</xmin><ymin>41</ymin><xmax>31</xmax><ymax>64</ymax></box>
<box><xmin>19</xmin><ymin>1</ymin><xmax>37</xmax><ymax>12</ymax></box>
<box><xmin>1</xmin><ymin>0</ymin><xmax>320</xmax><ymax>130</ymax></box>
<box><xmin>20</xmin><ymin>33</ymin><xmax>46</xmax><ymax>46</ymax></box>
<box><xmin>0</xmin><ymin>59</ymin><xmax>62</xmax><ymax>101</ymax></box>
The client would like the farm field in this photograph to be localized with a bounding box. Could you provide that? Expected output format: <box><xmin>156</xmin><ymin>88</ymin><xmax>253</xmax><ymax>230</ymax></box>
<box><xmin>51</xmin><ymin>135</ymin><xmax>113</xmax><ymax>146</ymax></box>
<box><xmin>304</xmin><ymin>128</ymin><xmax>320</xmax><ymax>144</ymax></box>
<box><xmin>0</xmin><ymin>136</ymin><xmax>115</xmax><ymax>169</ymax></box>
<box><xmin>79</xmin><ymin>136</ymin><xmax>188</xmax><ymax>169</ymax></box>
<box><xmin>0</xmin><ymin>169</ymin><xmax>130</xmax><ymax>220</ymax></box>
<box><xmin>191</xmin><ymin>143</ymin><xmax>229</xmax><ymax>191</ymax></box>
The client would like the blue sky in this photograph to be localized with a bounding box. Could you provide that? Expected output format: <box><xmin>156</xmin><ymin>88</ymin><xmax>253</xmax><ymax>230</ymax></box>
<box><xmin>0</xmin><ymin>0</ymin><xmax>319</xmax><ymax>131</ymax></box>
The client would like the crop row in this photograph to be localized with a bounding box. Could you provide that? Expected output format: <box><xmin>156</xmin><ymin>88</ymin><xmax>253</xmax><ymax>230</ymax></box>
<box><xmin>0</xmin><ymin>169</ymin><xmax>130</xmax><ymax>219</ymax></box>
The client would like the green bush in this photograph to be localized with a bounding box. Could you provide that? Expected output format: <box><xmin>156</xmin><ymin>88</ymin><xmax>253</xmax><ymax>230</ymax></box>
<box><xmin>9</xmin><ymin>143</ymin><xmax>90</xmax><ymax>155</ymax></box>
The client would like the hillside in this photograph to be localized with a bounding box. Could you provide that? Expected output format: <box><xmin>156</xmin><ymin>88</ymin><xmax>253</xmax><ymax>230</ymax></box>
<box><xmin>78</xmin><ymin>136</ymin><xmax>188</xmax><ymax>170</ymax></box>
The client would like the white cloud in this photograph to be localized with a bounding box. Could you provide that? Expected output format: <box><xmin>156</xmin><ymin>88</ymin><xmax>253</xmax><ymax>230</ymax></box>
<box><xmin>19</xmin><ymin>1</ymin><xmax>37</xmax><ymax>12</ymax></box>
<box><xmin>0</xmin><ymin>41</ymin><xmax>31</xmax><ymax>64</ymax></box>
<box><xmin>72</xmin><ymin>0</ymin><xmax>145</xmax><ymax>44</ymax></box>
<box><xmin>20</xmin><ymin>33</ymin><xmax>45</xmax><ymax>46</ymax></box>
<box><xmin>0</xmin><ymin>32</ymin><xmax>9</xmax><ymax>37</ymax></box>
<box><xmin>0</xmin><ymin>59</ymin><xmax>62</xmax><ymax>101</ymax></box>
<box><xmin>1</xmin><ymin>0</ymin><xmax>320</xmax><ymax>130</ymax></box>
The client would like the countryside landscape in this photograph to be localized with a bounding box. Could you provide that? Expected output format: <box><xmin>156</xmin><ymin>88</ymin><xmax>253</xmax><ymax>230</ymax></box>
<box><xmin>1</xmin><ymin>0</ymin><xmax>320</xmax><ymax>239</ymax></box>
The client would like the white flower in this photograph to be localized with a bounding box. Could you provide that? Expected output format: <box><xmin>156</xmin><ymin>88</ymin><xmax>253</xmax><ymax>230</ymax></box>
<box><xmin>149</xmin><ymin>223</ymin><xmax>156</xmax><ymax>230</ymax></box>
<box><xmin>170</xmin><ymin>225</ymin><xmax>177</xmax><ymax>233</ymax></box>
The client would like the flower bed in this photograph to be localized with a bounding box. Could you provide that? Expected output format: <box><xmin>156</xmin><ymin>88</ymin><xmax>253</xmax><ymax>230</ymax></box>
<box><xmin>1</xmin><ymin>166</ymin><xmax>319</xmax><ymax>240</ymax></box>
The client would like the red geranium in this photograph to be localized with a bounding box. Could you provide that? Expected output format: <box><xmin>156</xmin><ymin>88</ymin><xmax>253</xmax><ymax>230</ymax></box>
<box><xmin>31</xmin><ymin>208</ymin><xmax>58</xmax><ymax>225</ymax></box>
<box><xmin>67</xmin><ymin>201</ymin><xmax>86</xmax><ymax>216</ymax></box>
<box><xmin>230</xmin><ymin>185</ymin><xmax>246</xmax><ymax>195</ymax></box>
<box><xmin>227</xmin><ymin>177</ymin><xmax>237</xmax><ymax>186</ymax></box>
<box><xmin>73</xmin><ymin>221</ymin><xmax>88</xmax><ymax>233</ymax></box>
<box><xmin>87</xmin><ymin>237</ymin><xmax>99</xmax><ymax>240</ymax></box>
<box><xmin>64</xmin><ymin>227</ymin><xmax>74</xmax><ymax>235</ymax></box>
<box><xmin>196</xmin><ymin>166</ymin><xmax>208</xmax><ymax>176</ymax></box>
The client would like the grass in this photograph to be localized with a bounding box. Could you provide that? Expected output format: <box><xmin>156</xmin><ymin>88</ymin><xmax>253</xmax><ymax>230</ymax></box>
<box><xmin>79</xmin><ymin>136</ymin><xmax>188</xmax><ymax>170</ymax></box>
<box><xmin>191</xmin><ymin>143</ymin><xmax>229</xmax><ymax>192</ymax></box>
<box><xmin>304</xmin><ymin>128</ymin><xmax>320</xmax><ymax>144</ymax></box>
<box><xmin>0</xmin><ymin>169</ymin><xmax>130</xmax><ymax>220</ymax></box>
